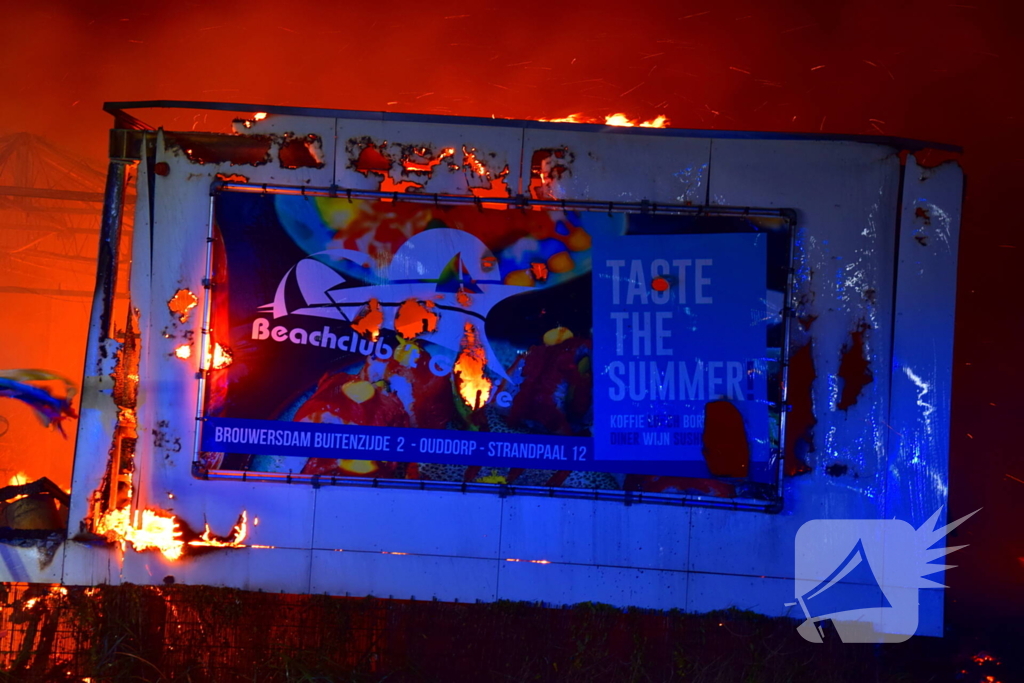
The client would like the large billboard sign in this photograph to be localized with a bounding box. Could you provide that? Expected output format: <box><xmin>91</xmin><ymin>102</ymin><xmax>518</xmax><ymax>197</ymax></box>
<box><xmin>197</xmin><ymin>192</ymin><xmax>789</xmax><ymax>496</ymax></box>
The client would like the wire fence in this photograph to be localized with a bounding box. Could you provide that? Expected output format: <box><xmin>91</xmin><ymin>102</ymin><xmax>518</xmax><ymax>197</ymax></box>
<box><xmin>0</xmin><ymin>581</ymin><xmax>980</xmax><ymax>682</ymax></box>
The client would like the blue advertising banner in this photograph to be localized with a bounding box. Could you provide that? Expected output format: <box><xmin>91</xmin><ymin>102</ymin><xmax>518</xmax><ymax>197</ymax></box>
<box><xmin>591</xmin><ymin>232</ymin><xmax>768</xmax><ymax>463</ymax></box>
<box><xmin>198</xmin><ymin>193</ymin><xmax>782</xmax><ymax>492</ymax></box>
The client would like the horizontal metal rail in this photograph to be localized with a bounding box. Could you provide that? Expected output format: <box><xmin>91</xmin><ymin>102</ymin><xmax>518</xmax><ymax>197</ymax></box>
<box><xmin>212</xmin><ymin>180</ymin><xmax>795</xmax><ymax>221</ymax></box>
<box><xmin>198</xmin><ymin>466</ymin><xmax>781</xmax><ymax>513</ymax></box>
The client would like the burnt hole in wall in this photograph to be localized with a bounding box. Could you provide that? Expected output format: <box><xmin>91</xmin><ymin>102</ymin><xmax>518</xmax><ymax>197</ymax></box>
<box><xmin>397</xmin><ymin>144</ymin><xmax>454</xmax><ymax>175</ymax></box>
<box><xmin>278</xmin><ymin>134</ymin><xmax>325</xmax><ymax>169</ymax></box>
<box><xmin>166</xmin><ymin>132</ymin><xmax>273</xmax><ymax>166</ymax></box>
<box><xmin>825</xmin><ymin>463</ymin><xmax>849</xmax><ymax>477</ymax></box>
<box><xmin>784</xmin><ymin>343</ymin><xmax>815</xmax><ymax>476</ymax></box>
<box><xmin>167</xmin><ymin>288</ymin><xmax>198</xmax><ymax>324</ymax></box>
<box><xmin>348</xmin><ymin>137</ymin><xmax>393</xmax><ymax>174</ymax></box>
<box><xmin>701</xmin><ymin>400</ymin><xmax>750</xmax><ymax>478</ymax></box>
<box><xmin>529</xmin><ymin>147</ymin><xmax>573</xmax><ymax>200</ymax></box>
<box><xmin>836</xmin><ymin>322</ymin><xmax>872</xmax><ymax>411</ymax></box>
<box><xmin>913</xmin><ymin>206</ymin><xmax>932</xmax><ymax>246</ymax></box>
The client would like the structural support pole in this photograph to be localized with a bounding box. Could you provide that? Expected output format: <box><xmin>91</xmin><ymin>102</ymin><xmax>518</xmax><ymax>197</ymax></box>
<box><xmin>91</xmin><ymin>158</ymin><xmax>130</xmax><ymax>344</ymax></box>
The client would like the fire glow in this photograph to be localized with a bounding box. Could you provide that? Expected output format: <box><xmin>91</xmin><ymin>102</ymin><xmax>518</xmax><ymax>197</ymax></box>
<box><xmin>454</xmin><ymin>322</ymin><xmax>491</xmax><ymax>410</ymax></box>
<box><xmin>208</xmin><ymin>341</ymin><xmax>233</xmax><ymax>370</ymax></box>
<box><xmin>95</xmin><ymin>505</ymin><xmax>185</xmax><ymax>561</ymax></box>
<box><xmin>540</xmin><ymin>113</ymin><xmax>670</xmax><ymax>128</ymax></box>
<box><xmin>188</xmin><ymin>511</ymin><xmax>248</xmax><ymax>548</ymax></box>
<box><xmin>95</xmin><ymin>503</ymin><xmax>249</xmax><ymax>561</ymax></box>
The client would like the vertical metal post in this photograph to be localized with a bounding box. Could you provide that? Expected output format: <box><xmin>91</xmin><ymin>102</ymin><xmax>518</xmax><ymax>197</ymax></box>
<box><xmin>93</xmin><ymin>159</ymin><xmax>130</xmax><ymax>343</ymax></box>
<box><xmin>75</xmin><ymin>151</ymin><xmax>131</xmax><ymax>517</ymax></box>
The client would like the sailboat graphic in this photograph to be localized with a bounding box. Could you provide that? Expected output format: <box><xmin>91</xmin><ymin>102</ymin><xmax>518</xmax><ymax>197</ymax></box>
<box><xmin>790</xmin><ymin>539</ymin><xmax>891</xmax><ymax>640</ymax></box>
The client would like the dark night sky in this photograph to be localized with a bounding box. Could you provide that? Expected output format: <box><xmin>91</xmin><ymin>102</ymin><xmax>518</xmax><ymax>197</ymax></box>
<box><xmin>1</xmin><ymin>0</ymin><xmax>1020</xmax><ymax>622</ymax></box>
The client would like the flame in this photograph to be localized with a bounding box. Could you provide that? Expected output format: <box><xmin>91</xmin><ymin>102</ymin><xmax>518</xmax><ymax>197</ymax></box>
<box><xmin>461</xmin><ymin>145</ymin><xmax>489</xmax><ymax>177</ymax></box>
<box><xmin>174</xmin><ymin>344</ymin><xmax>192</xmax><ymax>359</ymax></box>
<box><xmin>540</xmin><ymin>113</ymin><xmax>670</xmax><ymax>128</ymax></box>
<box><xmin>6</xmin><ymin>472</ymin><xmax>29</xmax><ymax>486</ymax></box>
<box><xmin>95</xmin><ymin>506</ymin><xmax>184</xmax><ymax>561</ymax></box>
<box><xmin>96</xmin><ymin>505</ymin><xmax>249</xmax><ymax>559</ymax></box>
<box><xmin>454</xmin><ymin>322</ymin><xmax>491</xmax><ymax>410</ymax></box>
<box><xmin>209</xmin><ymin>341</ymin><xmax>233</xmax><ymax>370</ymax></box>
<box><xmin>188</xmin><ymin>511</ymin><xmax>248</xmax><ymax>548</ymax></box>
<box><xmin>402</xmin><ymin>147</ymin><xmax>455</xmax><ymax>173</ymax></box>
<box><xmin>240</xmin><ymin>112</ymin><xmax>268</xmax><ymax>129</ymax></box>
<box><xmin>4</xmin><ymin>473</ymin><xmax>29</xmax><ymax>505</ymax></box>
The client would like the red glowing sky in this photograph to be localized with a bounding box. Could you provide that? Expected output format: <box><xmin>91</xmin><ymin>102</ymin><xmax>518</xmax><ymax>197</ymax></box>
<box><xmin>1</xmin><ymin>0</ymin><xmax>1021</xmax><ymax>619</ymax></box>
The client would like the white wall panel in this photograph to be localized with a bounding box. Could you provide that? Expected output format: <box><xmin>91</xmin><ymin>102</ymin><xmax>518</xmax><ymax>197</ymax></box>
<box><xmin>311</xmin><ymin>486</ymin><xmax>503</xmax><ymax>558</ymax></box>
<box><xmin>310</xmin><ymin>549</ymin><xmax>499</xmax><ymax>601</ymax></box>
<box><xmin>499</xmin><ymin>497</ymin><xmax>690</xmax><ymax>570</ymax></box>
<box><xmin>497</xmin><ymin>561</ymin><xmax>689</xmax><ymax>610</ymax></box>
<box><xmin>521</xmin><ymin>128</ymin><xmax>711</xmax><ymax>204</ymax></box>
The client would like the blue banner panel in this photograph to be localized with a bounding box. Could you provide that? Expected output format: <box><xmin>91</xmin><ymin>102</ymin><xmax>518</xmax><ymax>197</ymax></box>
<box><xmin>591</xmin><ymin>232</ymin><xmax>769</xmax><ymax>463</ymax></box>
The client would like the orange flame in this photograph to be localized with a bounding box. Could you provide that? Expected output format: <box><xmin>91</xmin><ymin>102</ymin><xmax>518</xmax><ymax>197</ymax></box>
<box><xmin>95</xmin><ymin>506</ymin><xmax>185</xmax><ymax>561</ymax></box>
<box><xmin>209</xmin><ymin>341</ymin><xmax>233</xmax><ymax>370</ymax></box>
<box><xmin>402</xmin><ymin>147</ymin><xmax>455</xmax><ymax>173</ymax></box>
<box><xmin>240</xmin><ymin>112</ymin><xmax>269</xmax><ymax>129</ymax></box>
<box><xmin>95</xmin><ymin>505</ymin><xmax>250</xmax><ymax>560</ymax></box>
<box><xmin>461</xmin><ymin>145</ymin><xmax>490</xmax><ymax>177</ymax></box>
<box><xmin>540</xmin><ymin>113</ymin><xmax>670</xmax><ymax>128</ymax></box>
<box><xmin>454</xmin><ymin>322</ymin><xmax>491</xmax><ymax>410</ymax></box>
<box><xmin>174</xmin><ymin>344</ymin><xmax>192</xmax><ymax>359</ymax></box>
<box><xmin>188</xmin><ymin>511</ymin><xmax>248</xmax><ymax>548</ymax></box>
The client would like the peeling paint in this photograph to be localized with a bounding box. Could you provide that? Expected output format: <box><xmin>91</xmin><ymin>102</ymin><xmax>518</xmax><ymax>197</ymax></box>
<box><xmin>278</xmin><ymin>133</ymin><xmax>325</xmax><ymax>170</ymax></box>
<box><xmin>836</xmin><ymin>322</ymin><xmax>873</xmax><ymax>411</ymax></box>
<box><xmin>347</xmin><ymin>138</ymin><xmax>510</xmax><ymax>198</ymax></box>
<box><xmin>783</xmin><ymin>343</ymin><xmax>815</xmax><ymax>476</ymax></box>
<box><xmin>394</xmin><ymin>299</ymin><xmax>439</xmax><ymax>338</ymax></box>
<box><xmin>701</xmin><ymin>400</ymin><xmax>750</xmax><ymax>477</ymax></box>
<box><xmin>165</xmin><ymin>132</ymin><xmax>273</xmax><ymax>166</ymax></box>
<box><xmin>825</xmin><ymin>463</ymin><xmax>849</xmax><ymax>477</ymax></box>
<box><xmin>529</xmin><ymin>147</ymin><xmax>573</xmax><ymax>200</ymax></box>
